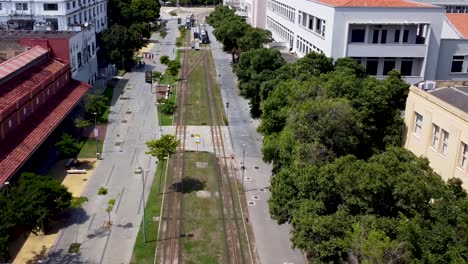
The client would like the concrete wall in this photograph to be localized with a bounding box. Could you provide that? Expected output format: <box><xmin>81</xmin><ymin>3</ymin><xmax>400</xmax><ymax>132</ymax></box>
<box><xmin>404</xmin><ymin>85</ymin><xmax>468</xmax><ymax>189</ymax></box>
<box><xmin>69</xmin><ymin>27</ymin><xmax>97</xmax><ymax>84</ymax></box>
<box><xmin>436</xmin><ymin>39</ymin><xmax>468</xmax><ymax>80</ymax></box>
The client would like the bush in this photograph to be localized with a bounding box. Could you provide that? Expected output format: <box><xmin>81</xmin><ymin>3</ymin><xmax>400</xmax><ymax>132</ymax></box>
<box><xmin>160</xmin><ymin>100</ymin><xmax>177</xmax><ymax>115</ymax></box>
<box><xmin>70</xmin><ymin>196</ymin><xmax>89</xmax><ymax>209</ymax></box>
<box><xmin>98</xmin><ymin>187</ymin><xmax>108</xmax><ymax>195</ymax></box>
<box><xmin>68</xmin><ymin>243</ymin><xmax>81</xmax><ymax>253</ymax></box>
<box><xmin>160</xmin><ymin>55</ymin><xmax>170</xmax><ymax>65</ymax></box>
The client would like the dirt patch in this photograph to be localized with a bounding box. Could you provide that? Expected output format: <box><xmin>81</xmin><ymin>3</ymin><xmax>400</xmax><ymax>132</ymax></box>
<box><xmin>195</xmin><ymin>191</ymin><xmax>211</xmax><ymax>198</ymax></box>
<box><xmin>195</xmin><ymin>162</ymin><xmax>208</xmax><ymax>168</ymax></box>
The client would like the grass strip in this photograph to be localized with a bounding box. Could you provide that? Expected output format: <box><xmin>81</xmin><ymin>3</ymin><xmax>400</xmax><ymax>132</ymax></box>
<box><xmin>77</xmin><ymin>138</ymin><xmax>103</xmax><ymax>159</ymax></box>
<box><xmin>159</xmin><ymin>87</ymin><xmax>177</xmax><ymax>126</ymax></box>
<box><xmin>181</xmin><ymin>152</ymin><xmax>227</xmax><ymax>263</ymax></box>
<box><xmin>130</xmin><ymin>159</ymin><xmax>167</xmax><ymax>264</ymax></box>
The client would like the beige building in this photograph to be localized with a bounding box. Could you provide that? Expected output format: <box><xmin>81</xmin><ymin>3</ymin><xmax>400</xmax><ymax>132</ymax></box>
<box><xmin>404</xmin><ymin>81</ymin><xmax>468</xmax><ymax>189</ymax></box>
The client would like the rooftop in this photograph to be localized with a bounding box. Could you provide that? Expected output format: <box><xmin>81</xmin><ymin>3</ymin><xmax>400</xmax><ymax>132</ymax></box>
<box><xmin>430</xmin><ymin>86</ymin><xmax>468</xmax><ymax>114</ymax></box>
<box><xmin>0</xmin><ymin>55</ymin><xmax>68</xmax><ymax>121</ymax></box>
<box><xmin>0</xmin><ymin>80</ymin><xmax>90</xmax><ymax>184</ymax></box>
<box><xmin>314</xmin><ymin>0</ymin><xmax>437</xmax><ymax>8</ymax></box>
<box><xmin>0</xmin><ymin>30</ymin><xmax>80</xmax><ymax>39</ymax></box>
<box><xmin>445</xmin><ymin>14</ymin><xmax>468</xmax><ymax>38</ymax></box>
<box><xmin>0</xmin><ymin>46</ymin><xmax>48</xmax><ymax>80</ymax></box>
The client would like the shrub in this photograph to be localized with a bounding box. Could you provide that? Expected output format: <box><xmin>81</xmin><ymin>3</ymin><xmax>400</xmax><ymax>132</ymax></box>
<box><xmin>98</xmin><ymin>187</ymin><xmax>108</xmax><ymax>195</ymax></box>
<box><xmin>160</xmin><ymin>100</ymin><xmax>177</xmax><ymax>115</ymax></box>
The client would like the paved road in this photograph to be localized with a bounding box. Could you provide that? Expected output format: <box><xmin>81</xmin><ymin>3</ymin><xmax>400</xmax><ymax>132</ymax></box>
<box><xmin>208</xmin><ymin>27</ymin><xmax>306</xmax><ymax>264</ymax></box>
<box><xmin>46</xmin><ymin>19</ymin><xmax>179</xmax><ymax>264</ymax></box>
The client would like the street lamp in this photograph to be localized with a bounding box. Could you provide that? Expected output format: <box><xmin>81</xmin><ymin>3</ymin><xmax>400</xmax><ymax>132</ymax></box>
<box><xmin>241</xmin><ymin>144</ymin><xmax>246</xmax><ymax>189</ymax></box>
<box><xmin>226</xmin><ymin>88</ymin><xmax>230</xmax><ymax>121</ymax></box>
<box><xmin>141</xmin><ymin>169</ymin><xmax>150</xmax><ymax>243</ymax></box>
<box><xmin>2</xmin><ymin>182</ymin><xmax>10</xmax><ymax>196</ymax></box>
<box><xmin>93</xmin><ymin>112</ymin><xmax>99</xmax><ymax>159</ymax></box>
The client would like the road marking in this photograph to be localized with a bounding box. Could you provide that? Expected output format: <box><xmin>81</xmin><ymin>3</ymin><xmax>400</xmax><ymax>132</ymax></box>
<box><xmin>115</xmin><ymin>187</ymin><xmax>125</xmax><ymax>214</ymax></box>
<box><xmin>98</xmin><ymin>229</ymin><xmax>113</xmax><ymax>264</ymax></box>
<box><xmin>105</xmin><ymin>164</ymin><xmax>115</xmax><ymax>187</ymax></box>
<box><xmin>87</xmin><ymin>214</ymin><xmax>96</xmax><ymax>230</ymax></box>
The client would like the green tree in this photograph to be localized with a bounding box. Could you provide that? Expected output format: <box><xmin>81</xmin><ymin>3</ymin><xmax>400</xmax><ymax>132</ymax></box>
<box><xmin>160</xmin><ymin>100</ymin><xmax>176</xmax><ymax>115</ymax></box>
<box><xmin>160</xmin><ymin>55</ymin><xmax>170</xmax><ymax>65</ymax></box>
<box><xmin>160</xmin><ymin>29</ymin><xmax>168</xmax><ymax>39</ymax></box>
<box><xmin>130</xmin><ymin>0</ymin><xmax>160</xmax><ymax>23</ymax></box>
<box><xmin>55</xmin><ymin>133</ymin><xmax>81</xmax><ymax>158</ymax></box>
<box><xmin>85</xmin><ymin>94</ymin><xmax>107</xmax><ymax>116</ymax></box>
<box><xmin>237</xmin><ymin>27</ymin><xmax>272</xmax><ymax>51</ymax></box>
<box><xmin>13</xmin><ymin>173</ymin><xmax>72</xmax><ymax>234</ymax></box>
<box><xmin>146</xmin><ymin>134</ymin><xmax>179</xmax><ymax>159</ymax></box>
<box><xmin>106</xmin><ymin>199</ymin><xmax>116</xmax><ymax>225</ymax></box>
<box><xmin>152</xmin><ymin>71</ymin><xmax>163</xmax><ymax>82</ymax></box>
<box><xmin>74</xmin><ymin>117</ymin><xmax>92</xmax><ymax>129</ymax></box>
<box><xmin>166</xmin><ymin>60</ymin><xmax>181</xmax><ymax>76</ymax></box>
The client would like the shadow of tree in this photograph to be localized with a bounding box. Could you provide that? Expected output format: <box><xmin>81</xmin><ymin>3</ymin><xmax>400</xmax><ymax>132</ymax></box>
<box><xmin>43</xmin><ymin>248</ymin><xmax>85</xmax><ymax>264</ymax></box>
<box><xmin>25</xmin><ymin>245</ymin><xmax>48</xmax><ymax>264</ymax></box>
<box><xmin>170</xmin><ymin>177</ymin><xmax>206</xmax><ymax>194</ymax></box>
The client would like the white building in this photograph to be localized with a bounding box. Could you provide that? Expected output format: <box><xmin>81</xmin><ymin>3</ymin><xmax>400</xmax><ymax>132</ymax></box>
<box><xmin>240</xmin><ymin>0</ymin><xmax>266</xmax><ymax>28</ymax></box>
<box><xmin>0</xmin><ymin>0</ymin><xmax>107</xmax><ymax>33</ymax></box>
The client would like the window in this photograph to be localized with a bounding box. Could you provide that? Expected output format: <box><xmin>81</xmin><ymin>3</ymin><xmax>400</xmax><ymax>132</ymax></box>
<box><xmin>36</xmin><ymin>97</ymin><xmax>40</xmax><ymax>105</ymax></box>
<box><xmin>394</xmin><ymin>30</ymin><xmax>400</xmax><ymax>42</ymax></box>
<box><xmin>383</xmin><ymin>60</ymin><xmax>395</xmax><ymax>75</ymax></box>
<box><xmin>401</xmin><ymin>60</ymin><xmax>413</xmax><ymax>76</ymax></box>
<box><xmin>451</xmin><ymin>56</ymin><xmax>464</xmax><ymax>73</ymax></box>
<box><xmin>372</xmin><ymin>30</ymin><xmax>379</xmax><ymax>43</ymax></box>
<box><xmin>77</xmin><ymin>52</ymin><xmax>82</xmax><ymax>68</ymax></box>
<box><xmin>308</xmin><ymin>16</ymin><xmax>314</xmax><ymax>30</ymax></box>
<box><xmin>459</xmin><ymin>142</ymin><xmax>467</xmax><ymax>171</ymax></box>
<box><xmin>8</xmin><ymin>120</ymin><xmax>12</xmax><ymax>129</ymax></box>
<box><xmin>366</xmin><ymin>59</ymin><xmax>378</xmax><ymax>75</ymax></box>
<box><xmin>92</xmin><ymin>42</ymin><xmax>95</xmax><ymax>55</ymax></box>
<box><xmin>431</xmin><ymin>124</ymin><xmax>440</xmax><ymax>148</ymax></box>
<box><xmin>414</xmin><ymin>112</ymin><xmax>423</xmax><ymax>135</ymax></box>
<box><xmin>403</xmin><ymin>30</ymin><xmax>409</xmax><ymax>43</ymax></box>
<box><xmin>67</xmin><ymin>2</ymin><xmax>70</xmax><ymax>9</ymax></box>
<box><xmin>15</xmin><ymin>3</ymin><xmax>28</xmax><ymax>10</ymax></box>
<box><xmin>315</xmin><ymin>18</ymin><xmax>322</xmax><ymax>34</ymax></box>
<box><xmin>23</xmin><ymin>108</ymin><xmax>27</xmax><ymax>116</ymax></box>
<box><xmin>73</xmin><ymin>1</ymin><xmax>76</xmax><ymax>8</ymax></box>
<box><xmin>68</xmin><ymin>17</ymin><xmax>71</xmax><ymax>24</ymax></box>
<box><xmin>441</xmin><ymin>129</ymin><xmax>449</xmax><ymax>155</ymax></box>
<box><xmin>44</xmin><ymin>3</ymin><xmax>58</xmax><ymax>10</ymax></box>
<box><xmin>380</xmin><ymin>30</ymin><xmax>387</xmax><ymax>44</ymax></box>
<box><xmin>0</xmin><ymin>3</ymin><xmax>2</xmax><ymax>10</ymax></box>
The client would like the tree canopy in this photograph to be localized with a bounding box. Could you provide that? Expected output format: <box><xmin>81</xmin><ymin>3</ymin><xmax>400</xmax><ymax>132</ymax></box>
<box><xmin>146</xmin><ymin>134</ymin><xmax>180</xmax><ymax>160</ymax></box>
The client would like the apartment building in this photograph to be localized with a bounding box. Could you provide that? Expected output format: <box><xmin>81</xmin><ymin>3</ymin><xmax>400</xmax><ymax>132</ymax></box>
<box><xmin>0</xmin><ymin>28</ymin><xmax>98</xmax><ymax>85</ymax></box>
<box><xmin>0</xmin><ymin>0</ymin><xmax>107</xmax><ymax>33</ymax></box>
<box><xmin>404</xmin><ymin>81</ymin><xmax>468</xmax><ymax>189</ymax></box>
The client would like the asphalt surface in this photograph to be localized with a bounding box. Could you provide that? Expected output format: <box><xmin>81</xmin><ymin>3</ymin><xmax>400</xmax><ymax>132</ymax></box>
<box><xmin>45</xmin><ymin>19</ymin><xmax>178</xmax><ymax>264</ymax></box>
<box><xmin>208</xmin><ymin>27</ymin><xmax>306</xmax><ymax>264</ymax></box>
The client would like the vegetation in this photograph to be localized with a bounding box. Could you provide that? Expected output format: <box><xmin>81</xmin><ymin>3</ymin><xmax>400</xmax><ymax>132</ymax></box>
<box><xmin>152</xmin><ymin>71</ymin><xmax>163</xmax><ymax>83</ymax></box>
<box><xmin>208</xmin><ymin>7</ymin><xmax>468</xmax><ymax>262</ymax></box>
<box><xmin>99</xmin><ymin>0</ymin><xmax>161</xmax><ymax>69</ymax></box>
<box><xmin>0</xmin><ymin>173</ymin><xmax>72</xmax><ymax>261</ymax></box>
<box><xmin>55</xmin><ymin>133</ymin><xmax>81</xmax><ymax>158</ymax></box>
<box><xmin>145</xmin><ymin>135</ymin><xmax>179</xmax><ymax>160</ymax></box>
<box><xmin>98</xmin><ymin>187</ymin><xmax>108</xmax><ymax>195</ymax></box>
<box><xmin>160</xmin><ymin>55</ymin><xmax>170</xmax><ymax>65</ymax></box>
<box><xmin>68</xmin><ymin>243</ymin><xmax>81</xmax><ymax>253</ymax></box>
<box><xmin>70</xmin><ymin>196</ymin><xmax>89</xmax><ymax>209</ymax></box>
<box><xmin>207</xmin><ymin>5</ymin><xmax>271</xmax><ymax>61</ymax></box>
<box><xmin>130</xmin><ymin>158</ymin><xmax>167</xmax><ymax>264</ymax></box>
<box><xmin>166</xmin><ymin>60</ymin><xmax>181</xmax><ymax>77</ymax></box>
<box><xmin>77</xmin><ymin>138</ymin><xmax>104</xmax><ymax>159</ymax></box>
<box><xmin>106</xmin><ymin>199</ymin><xmax>116</xmax><ymax>225</ymax></box>
<box><xmin>159</xmin><ymin>100</ymin><xmax>177</xmax><ymax>115</ymax></box>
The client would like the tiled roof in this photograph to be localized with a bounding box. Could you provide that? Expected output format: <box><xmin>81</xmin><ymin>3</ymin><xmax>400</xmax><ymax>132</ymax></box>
<box><xmin>446</xmin><ymin>14</ymin><xmax>468</xmax><ymax>39</ymax></box>
<box><xmin>315</xmin><ymin>0</ymin><xmax>436</xmax><ymax>8</ymax></box>
<box><xmin>430</xmin><ymin>86</ymin><xmax>468</xmax><ymax>114</ymax></box>
<box><xmin>0</xmin><ymin>58</ymin><xmax>68</xmax><ymax>122</ymax></box>
<box><xmin>0</xmin><ymin>80</ymin><xmax>90</xmax><ymax>184</ymax></box>
<box><xmin>0</xmin><ymin>46</ymin><xmax>48</xmax><ymax>79</ymax></box>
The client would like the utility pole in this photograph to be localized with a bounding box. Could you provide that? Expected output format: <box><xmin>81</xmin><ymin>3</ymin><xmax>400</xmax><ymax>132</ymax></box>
<box><xmin>241</xmin><ymin>144</ymin><xmax>246</xmax><ymax>190</ymax></box>
<box><xmin>93</xmin><ymin>112</ymin><xmax>99</xmax><ymax>159</ymax></box>
<box><xmin>142</xmin><ymin>169</ymin><xmax>150</xmax><ymax>243</ymax></box>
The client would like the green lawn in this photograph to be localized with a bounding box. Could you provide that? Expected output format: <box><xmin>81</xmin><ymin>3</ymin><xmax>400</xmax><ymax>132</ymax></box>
<box><xmin>77</xmin><ymin>138</ymin><xmax>103</xmax><ymax>159</ymax></box>
<box><xmin>181</xmin><ymin>152</ymin><xmax>226</xmax><ymax>263</ymax></box>
<box><xmin>130</xmin><ymin>159</ymin><xmax>168</xmax><ymax>264</ymax></box>
<box><xmin>159</xmin><ymin>74</ymin><xmax>177</xmax><ymax>86</ymax></box>
<box><xmin>208</xmin><ymin>52</ymin><xmax>227</xmax><ymax>126</ymax></box>
<box><xmin>100</xmin><ymin>84</ymin><xmax>115</xmax><ymax>123</ymax></box>
<box><xmin>159</xmin><ymin>88</ymin><xmax>177</xmax><ymax>126</ymax></box>
<box><xmin>185</xmin><ymin>63</ymin><xmax>211</xmax><ymax>125</ymax></box>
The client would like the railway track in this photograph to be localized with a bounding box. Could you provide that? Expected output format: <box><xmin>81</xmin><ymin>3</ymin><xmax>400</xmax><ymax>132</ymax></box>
<box><xmin>201</xmin><ymin>48</ymin><xmax>249</xmax><ymax>264</ymax></box>
<box><xmin>159</xmin><ymin>31</ymin><xmax>190</xmax><ymax>264</ymax></box>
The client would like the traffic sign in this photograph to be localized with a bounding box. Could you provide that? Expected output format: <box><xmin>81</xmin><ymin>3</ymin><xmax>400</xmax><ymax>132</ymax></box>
<box><xmin>194</xmin><ymin>134</ymin><xmax>201</xmax><ymax>144</ymax></box>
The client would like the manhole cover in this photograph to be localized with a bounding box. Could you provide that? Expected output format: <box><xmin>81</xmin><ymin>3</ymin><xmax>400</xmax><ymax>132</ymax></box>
<box><xmin>125</xmin><ymin>111</ymin><xmax>132</xmax><ymax>114</ymax></box>
<box><xmin>245</xmin><ymin>177</ymin><xmax>252</xmax><ymax>181</ymax></box>
<box><xmin>254</xmin><ymin>166</ymin><xmax>259</xmax><ymax>169</ymax></box>
<box><xmin>248</xmin><ymin>201</ymin><xmax>255</xmax><ymax>206</ymax></box>
<box><xmin>87</xmin><ymin>234</ymin><xmax>96</xmax><ymax>239</ymax></box>
<box><xmin>259</xmin><ymin>188</ymin><xmax>265</xmax><ymax>192</ymax></box>
<box><xmin>121</xmin><ymin>120</ymin><xmax>127</xmax><ymax>123</ymax></box>
<box><xmin>115</xmin><ymin>142</ymin><xmax>122</xmax><ymax>146</ymax></box>
<box><xmin>252</xmin><ymin>196</ymin><xmax>260</xmax><ymax>200</ymax></box>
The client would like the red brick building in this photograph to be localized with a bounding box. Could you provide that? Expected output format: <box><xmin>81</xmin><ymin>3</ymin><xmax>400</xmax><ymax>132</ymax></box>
<box><xmin>0</xmin><ymin>45</ymin><xmax>90</xmax><ymax>184</ymax></box>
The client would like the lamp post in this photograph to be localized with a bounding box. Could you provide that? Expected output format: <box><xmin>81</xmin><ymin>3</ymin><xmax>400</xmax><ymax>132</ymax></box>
<box><xmin>2</xmin><ymin>182</ymin><xmax>10</xmax><ymax>196</ymax></box>
<box><xmin>142</xmin><ymin>169</ymin><xmax>150</xmax><ymax>243</ymax></box>
<box><xmin>226</xmin><ymin>88</ymin><xmax>230</xmax><ymax>121</ymax></box>
<box><xmin>241</xmin><ymin>144</ymin><xmax>246</xmax><ymax>189</ymax></box>
<box><xmin>93</xmin><ymin>112</ymin><xmax>99</xmax><ymax>159</ymax></box>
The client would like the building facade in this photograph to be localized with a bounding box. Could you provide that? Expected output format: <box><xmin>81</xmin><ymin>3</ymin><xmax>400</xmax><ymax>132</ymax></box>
<box><xmin>404</xmin><ymin>81</ymin><xmax>468</xmax><ymax>189</ymax></box>
<box><xmin>0</xmin><ymin>0</ymin><xmax>107</xmax><ymax>33</ymax></box>
<box><xmin>0</xmin><ymin>28</ymin><xmax>98</xmax><ymax>84</ymax></box>
<box><xmin>0</xmin><ymin>45</ymin><xmax>90</xmax><ymax>184</ymax></box>
<box><xmin>240</xmin><ymin>0</ymin><xmax>267</xmax><ymax>28</ymax></box>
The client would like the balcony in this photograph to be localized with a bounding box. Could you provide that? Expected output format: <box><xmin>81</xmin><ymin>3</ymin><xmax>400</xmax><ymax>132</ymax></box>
<box><xmin>347</xmin><ymin>43</ymin><xmax>427</xmax><ymax>58</ymax></box>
